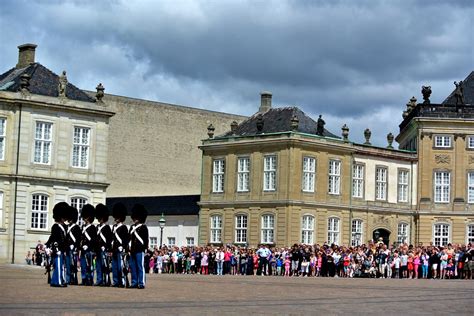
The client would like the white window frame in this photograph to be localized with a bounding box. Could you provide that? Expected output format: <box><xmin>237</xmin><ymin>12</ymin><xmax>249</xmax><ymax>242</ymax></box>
<box><xmin>0</xmin><ymin>118</ymin><xmax>6</xmax><ymax>160</ymax></box>
<box><xmin>186</xmin><ymin>237</ymin><xmax>195</xmax><ymax>246</ymax></box>
<box><xmin>167</xmin><ymin>237</ymin><xmax>176</xmax><ymax>247</ymax></box>
<box><xmin>351</xmin><ymin>219</ymin><xmax>363</xmax><ymax>246</ymax></box>
<box><xmin>263</xmin><ymin>155</ymin><xmax>277</xmax><ymax>191</ymax></box>
<box><xmin>235</xmin><ymin>214</ymin><xmax>248</xmax><ymax>244</ymax></box>
<box><xmin>33</xmin><ymin>121</ymin><xmax>52</xmax><ymax>164</ymax></box>
<box><xmin>468</xmin><ymin>136</ymin><xmax>474</xmax><ymax>149</ymax></box>
<box><xmin>31</xmin><ymin>194</ymin><xmax>48</xmax><ymax>230</ymax></box>
<box><xmin>71</xmin><ymin>126</ymin><xmax>90</xmax><ymax>168</ymax></box>
<box><xmin>467</xmin><ymin>225</ymin><xmax>474</xmax><ymax>244</ymax></box>
<box><xmin>302</xmin><ymin>157</ymin><xmax>316</xmax><ymax>192</ymax></box>
<box><xmin>397</xmin><ymin>222</ymin><xmax>409</xmax><ymax>245</ymax></box>
<box><xmin>301</xmin><ymin>215</ymin><xmax>314</xmax><ymax>244</ymax></box>
<box><xmin>398</xmin><ymin>170</ymin><xmax>409</xmax><ymax>202</ymax></box>
<box><xmin>433</xmin><ymin>223</ymin><xmax>450</xmax><ymax>247</ymax></box>
<box><xmin>237</xmin><ymin>157</ymin><xmax>250</xmax><ymax>192</ymax></box>
<box><xmin>434</xmin><ymin>135</ymin><xmax>451</xmax><ymax>148</ymax></box>
<box><xmin>328</xmin><ymin>160</ymin><xmax>341</xmax><ymax>195</ymax></box>
<box><xmin>70</xmin><ymin>196</ymin><xmax>87</xmax><ymax>227</ymax></box>
<box><xmin>210</xmin><ymin>215</ymin><xmax>222</xmax><ymax>243</ymax></box>
<box><xmin>434</xmin><ymin>171</ymin><xmax>450</xmax><ymax>203</ymax></box>
<box><xmin>327</xmin><ymin>217</ymin><xmax>340</xmax><ymax>245</ymax></box>
<box><xmin>212</xmin><ymin>159</ymin><xmax>225</xmax><ymax>193</ymax></box>
<box><xmin>149</xmin><ymin>237</ymin><xmax>158</xmax><ymax>249</ymax></box>
<box><xmin>468</xmin><ymin>172</ymin><xmax>474</xmax><ymax>204</ymax></box>
<box><xmin>375</xmin><ymin>167</ymin><xmax>387</xmax><ymax>200</ymax></box>
<box><xmin>352</xmin><ymin>164</ymin><xmax>364</xmax><ymax>198</ymax></box>
<box><xmin>261</xmin><ymin>214</ymin><xmax>274</xmax><ymax>244</ymax></box>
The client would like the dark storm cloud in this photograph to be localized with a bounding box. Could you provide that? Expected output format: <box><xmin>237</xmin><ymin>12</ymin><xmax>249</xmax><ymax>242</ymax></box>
<box><xmin>0</xmin><ymin>0</ymin><xmax>472</xmax><ymax>145</ymax></box>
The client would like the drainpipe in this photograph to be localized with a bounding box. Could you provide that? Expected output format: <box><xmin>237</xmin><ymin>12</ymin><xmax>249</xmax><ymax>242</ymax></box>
<box><xmin>11</xmin><ymin>103</ymin><xmax>22</xmax><ymax>264</ymax></box>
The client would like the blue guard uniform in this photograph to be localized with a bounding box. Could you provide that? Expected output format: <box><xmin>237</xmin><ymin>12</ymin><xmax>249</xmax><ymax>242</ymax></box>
<box><xmin>45</xmin><ymin>202</ymin><xmax>68</xmax><ymax>287</ymax></box>
<box><xmin>129</xmin><ymin>204</ymin><xmax>149</xmax><ymax>289</ymax></box>
<box><xmin>95</xmin><ymin>203</ymin><xmax>113</xmax><ymax>286</ymax></box>
<box><xmin>65</xmin><ymin>206</ymin><xmax>81</xmax><ymax>285</ymax></box>
<box><xmin>111</xmin><ymin>203</ymin><xmax>129</xmax><ymax>287</ymax></box>
<box><xmin>80</xmin><ymin>204</ymin><xmax>97</xmax><ymax>286</ymax></box>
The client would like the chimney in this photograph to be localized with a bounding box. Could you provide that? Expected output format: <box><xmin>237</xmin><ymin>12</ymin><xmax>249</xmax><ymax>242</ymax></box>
<box><xmin>16</xmin><ymin>43</ymin><xmax>37</xmax><ymax>68</ymax></box>
<box><xmin>259</xmin><ymin>91</ymin><xmax>272</xmax><ymax>112</ymax></box>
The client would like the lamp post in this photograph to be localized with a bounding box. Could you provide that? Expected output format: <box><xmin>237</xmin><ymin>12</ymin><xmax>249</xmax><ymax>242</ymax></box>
<box><xmin>159</xmin><ymin>213</ymin><xmax>166</xmax><ymax>248</ymax></box>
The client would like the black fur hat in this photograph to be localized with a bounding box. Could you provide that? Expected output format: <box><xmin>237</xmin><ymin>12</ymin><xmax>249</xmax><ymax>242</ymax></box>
<box><xmin>131</xmin><ymin>204</ymin><xmax>147</xmax><ymax>223</ymax></box>
<box><xmin>53</xmin><ymin>202</ymin><xmax>69</xmax><ymax>221</ymax></box>
<box><xmin>95</xmin><ymin>203</ymin><xmax>109</xmax><ymax>222</ymax></box>
<box><xmin>112</xmin><ymin>202</ymin><xmax>127</xmax><ymax>222</ymax></box>
<box><xmin>68</xmin><ymin>205</ymin><xmax>78</xmax><ymax>223</ymax></box>
<box><xmin>81</xmin><ymin>204</ymin><xmax>95</xmax><ymax>222</ymax></box>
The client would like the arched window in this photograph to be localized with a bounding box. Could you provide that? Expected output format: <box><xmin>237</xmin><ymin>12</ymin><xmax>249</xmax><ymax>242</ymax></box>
<box><xmin>433</xmin><ymin>223</ymin><xmax>450</xmax><ymax>247</ymax></box>
<box><xmin>301</xmin><ymin>215</ymin><xmax>314</xmax><ymax>244</ymax></box>
<box><xmin>31</xmin><ymin>194</ymin><xmax>48</xmax><ymax>230</ymax></box>
<box><xmin>70</xmin><ymin>197</ymin><xmax>88</xmax><ymax>226</ymax></box>
<box><xmin>261</xmin><ymin>214</ymin><xmax>274</xmax><ymax>244</ymax></box>
<box><xmin>397</xmin><ymin>222</ymin><xmax>409</xmax><ymax>245</ymax></box>
<box><xmin>327</xmin><ymin>217</ymin><xmax>340</xmax><ymax>245</ymax></box>
<box><xmin>235</xmin><ymin>214</ymin><xmax>248</xmax><ymax>244</ymax></box>
<box><xmin>351</xmin><ymin>219</ymin><xmax>363</xmax><ymax>246</ymax></box>
<box><xmin>467</xmin><ymin>225</ymin><xmax>474</xmax><ymax>244</ymax></box>
<box><xmin>210</xmin><ymin>215</ymin><xmax>222</xmax><ymax>243</ymax></box>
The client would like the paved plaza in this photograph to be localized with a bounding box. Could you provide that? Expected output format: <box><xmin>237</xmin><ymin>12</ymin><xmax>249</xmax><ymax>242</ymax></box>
<box><xmin>0</xmin><ymin>264</ymin><xmax>472</xmax><ymax>315</ymax></box>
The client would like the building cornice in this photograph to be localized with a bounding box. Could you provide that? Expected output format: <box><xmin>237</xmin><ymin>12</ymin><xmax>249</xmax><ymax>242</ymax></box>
<box><xmin>0</xmin><ymin>173</ymin><xmax>109</xmax><ymax>188</ymax></box>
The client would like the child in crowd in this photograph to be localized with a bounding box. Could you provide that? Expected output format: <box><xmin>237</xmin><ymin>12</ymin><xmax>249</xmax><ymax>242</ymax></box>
<box><xmin>284</xmin><ymin>256</ymin><xmax>291</xmax><ymax>277</ymax></box>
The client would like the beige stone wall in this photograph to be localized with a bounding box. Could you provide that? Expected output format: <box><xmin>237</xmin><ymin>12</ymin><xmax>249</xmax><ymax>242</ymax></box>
<box><xmin>94</xmin><ymin>93</ymin><xmax>246</xmax><ymax>197</ymax></box>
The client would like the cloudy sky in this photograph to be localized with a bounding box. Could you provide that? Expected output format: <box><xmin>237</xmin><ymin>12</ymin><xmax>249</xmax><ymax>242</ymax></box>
<box><xmin>1</xmin><ymin>0</ymin><xmax>473</xmax><ymax>145</ymax></box>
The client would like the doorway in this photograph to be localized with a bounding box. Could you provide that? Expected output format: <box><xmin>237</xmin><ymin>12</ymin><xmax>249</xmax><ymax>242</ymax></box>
<box><xmin>373</xmin><ymin>228</ymin><xmax>390</xmax><ymax>246</ymax></box>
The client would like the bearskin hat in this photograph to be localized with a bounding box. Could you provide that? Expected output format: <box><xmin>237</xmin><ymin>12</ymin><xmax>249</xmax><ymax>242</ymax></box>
<box><xmin>131</xmin><ymin>204</ymin><xmax>148</xmax><ymax>223</ymax></box>
<box><xmin>52</xmin><ymin>202</ymin><xmax>69</xmax><ymax>221</ymax></box>
<box><xmin>112</xmin><ymin>202</ymin><xmax>127</xmax><ymax>222</ymax></box>
<box><xmin>81</xmin><ymin>204</ymin><xmax>95</xmax><ymax>222</ymax></box>
<box><xmin>95</xmin><ymin>203</ymin><xmax>109</xmax><ymax>222</ymax></box>
<box><xmin>68</xmin><ymin>205</ymin><xmax>79</xmax><ymax>223</ymax></box>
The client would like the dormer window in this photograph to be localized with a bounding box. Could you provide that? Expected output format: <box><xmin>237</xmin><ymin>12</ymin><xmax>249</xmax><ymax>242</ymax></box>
<box><xmin>434</xmin><ymin>135</ymin><xmax>451</xmax><ymax>148</ymax></box>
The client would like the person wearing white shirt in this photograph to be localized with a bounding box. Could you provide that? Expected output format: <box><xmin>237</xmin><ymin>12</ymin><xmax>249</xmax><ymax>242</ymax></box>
<box><xmin>216</xmin><ymin>248</ymin><xmax>224</xmax><ymax>275</ymax></box>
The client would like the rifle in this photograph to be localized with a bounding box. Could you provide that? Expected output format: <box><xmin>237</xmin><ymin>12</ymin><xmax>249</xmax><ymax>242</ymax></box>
<box><xmin>102</xmin><ymin>250</ymin><xmax>111</xmax><ymax>286</ymax></box>
<box><xmin>121</xmin><ymin>252</ymin><xmax>130</xmax><ymax>288</ymax></box>
<box><xmin>44</xmin><ymin>251</ymin><xmax>52</xmax><ymax>284</ymax></box>
<box><xmin>70</xmin><ymin>249</ymin><xmax>78</xmax><ymax>285</ymax></box>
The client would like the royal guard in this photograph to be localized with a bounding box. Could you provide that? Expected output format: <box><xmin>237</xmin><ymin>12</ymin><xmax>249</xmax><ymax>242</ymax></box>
<box><xmin>95</xmin><ymin>203</ymin><xmax>112</xmax><ymax>286</ymax></box>
<box><xmin>111</xmin><ymin>203</ymin><xmax>129</xmax><ymax>287</ymax></box>
<box><xmin>45</xmin><ymin>202</ymin><xmax>68</xmax><ymax>287</ymax></box>
<box><xmin>129</xmin><ymin>204</ymin><xmax>149</xmax><ymax>289</ymax></box>
<box><xmin>65</xmin><ymin>205</ymin><xmax>81</xmax><ymax>285</ymax></box>
<box><xmin>80</xmin><ymin>204</ymin><xmax>97</xmax><ymax>286</ymax></box>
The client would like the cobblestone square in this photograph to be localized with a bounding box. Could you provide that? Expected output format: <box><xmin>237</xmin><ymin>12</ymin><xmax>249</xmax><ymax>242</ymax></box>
<box><xmin>0</xmin><ymin>264</ymin><xmax>472</xmax><ymax>315</ymax></box>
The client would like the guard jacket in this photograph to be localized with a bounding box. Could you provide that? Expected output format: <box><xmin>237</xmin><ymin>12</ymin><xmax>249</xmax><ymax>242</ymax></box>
<box><xmin>80</xmin><ymin>223</ymin><xmax>97</xmax><ymax>251</ymax></box>
<box><xmin>112</xmin><ymin>223</ymin><xmax>129</xmax><ymax>253</ymax></box>
<box><xmin>45</xmin><ymin>222</ymin><xmax>67</xmax><ymax>254</ymax></box>
<box><xmin>129</xmin><ymin>223</ymin><xmax>149</xmax><ymax>253</ymax></box>
<box><xmin>67</xmin><ymin>222</ymin><xmax>82</xmax><ymax>251</ymax></box>
<box><xmin>96</xmin><ymin>223</ymin><xmax>113</xmax><ymax>252</ymax></box>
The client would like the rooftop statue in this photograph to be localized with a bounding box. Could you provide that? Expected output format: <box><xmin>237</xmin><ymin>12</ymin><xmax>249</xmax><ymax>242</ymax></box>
<box><xmin>316</xmin><ymin>115</ymin><xmax>325</xmax><ymax>136</ymax></box>
<box><xmin>58</xmin><ymin>70</ymin><xmax>68</xmax><ymax>98</ymax></box>
<box><xmin>454</xmin><ymin>81</ymin><xmax>465</xmax><ymax>105</ymax></box>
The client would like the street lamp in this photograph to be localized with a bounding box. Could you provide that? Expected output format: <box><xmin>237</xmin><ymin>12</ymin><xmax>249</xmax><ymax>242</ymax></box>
<box><xmin>159</xmin><ymin>213</ymin><xmax>166</xmax><ymax>248</ymax></box>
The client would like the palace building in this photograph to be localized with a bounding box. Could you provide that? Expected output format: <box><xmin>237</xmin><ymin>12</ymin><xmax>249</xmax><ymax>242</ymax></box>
<box><xmin>198</xmin><ymin>75</ymin><xmax>474</xmax><ymax>248</ymax></box>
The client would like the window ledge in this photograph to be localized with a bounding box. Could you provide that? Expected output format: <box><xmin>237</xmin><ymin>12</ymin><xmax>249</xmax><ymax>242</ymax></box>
<box><xmin>27</xmin><ymin>229</ymin><xmax>50</xmax><ymax>235</ymax></box>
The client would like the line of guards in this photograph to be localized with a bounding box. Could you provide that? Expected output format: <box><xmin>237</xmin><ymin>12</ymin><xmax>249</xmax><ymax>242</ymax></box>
<box><xmin>45</xmin><ymin>202</ymin><xmax>149</xmax><ymax>289</ymax></box>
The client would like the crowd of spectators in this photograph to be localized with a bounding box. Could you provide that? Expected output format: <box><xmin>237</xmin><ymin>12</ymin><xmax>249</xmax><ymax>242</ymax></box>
<box><xmin>143</xmin><ymin>241</ymin><xmax>473</xmax><ymax>280</ymax></box>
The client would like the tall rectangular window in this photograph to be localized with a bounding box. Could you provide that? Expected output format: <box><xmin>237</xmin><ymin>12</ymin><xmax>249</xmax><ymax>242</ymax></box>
<box><xmin>34</xmin><ymin>122</ymin><xmax>52</xmax><ymax>164</ymax></box>
<box><xmin>468</xmin><ymin>172</ymin><xmax>474</xmax><ymax>204</ymax></box>
<box><xmin>261</xmin><ymin>214</ymin><xmax>274</xmax><ymax>244</ymax></box>
<box><xmin>149</xmin><ymin>237</ymin><xmax>158</xmax><ymax>249</ymax></box>
<box><xmin>167</xmin><ymin>237</ymin><xmax>176</xmax><ymax>247</ymax></box>
<box><xmin>72</xmin><ymin>127</ymin><xmax>90</xmax><ymax>168</ymax></box>
<box><xmin>235</xmin><ymin>215</ymin><xmax>248</xmax><ymax>244</ymax></box>
<box><xmin>70</xmin><ymin>197</ymin><xmax>87</xmax><ymax>227</ymax></box>
<box><xmin>186</xmin><ymin>237</ymin><xmax>195</xmax><ymax>246</ymax></box>
<box><xmin>212</xmin><ymin>159</ymin><xmax>225</xmax><ymax>193</ymax></box>
<box><xmin>351</xmin><ymin>219</ymin><xmax>363</xmax><ymax>246</ymax></box>
<box><xmin>433</xmin><ymin>223</ymin><xmax>449</xmax><ymax>247</ymax></box>
<box><xmin>375</xmin><ymin>167</ymin><xmax>387</xmax><ymax>200</ymax></box>
<box><xmin>434</xmin><ymin>135</ymin><xmax>451</xmax><ymax>148</ymax></box>
<box><xmin>397</xmin><ymin>223</ymin><xmax>409</xmax><ymax>244</ymax></box>
<box><xmin>302</xmin><ymin>157</ymin><xmax>316</xmax><ymax>192</ymax></box>
<box><xmin>352</xmin><ymin>164</ymin><xmax>364</xmax><ymax>198</ymax></box>
<box><xmin>328</xmin><ymin>160</ymin><xmax>341</xmax><ymax>195</ymax></box>
<box><xmin>237</xmin><ymin>157</ymin><xmax>250</xmax><ymax>192</ymax></box>
<box><xmin>0</xmin><ymin>118</ymin><xmax>6</xmax><ymax>160</ymax></box>
<box><xmin>263</xmin><ymin>155</ymin><xmax>276</xmax><ymax>191</ymax></box>
<box><xmin>467</xmin><ymin>225</ymin><xmax>474</xmax><ymax>244</ymax></box>
<box><xmin>398</xmin><ymin>170</ymin><xmax>409</xmax><ymax>202</ymax></box>
<box><xmin>210</xmin><ymin>215</ymin><xmax>222</xmax><ymax>243</ymax></box>
<box><xmin>31</xmin><ymin>194</ymin><xmax>48</xmax><ymax>230</ymax></box>
<box><xmin>301</xmin><ymin>215</ymin><xmax>314</xmax><ymax>244</ymax></box>
<box><xmin>328</xmin><ymin>217</ymin><xmax>340</xmax><ymax>245</ymax></box>
<box><xmin>434</xmin><ymin>171</ymin><xmax>450</xmax><ymax>203</ymax></box>
<box><xmin>468</xmin><ymin>136</ymin><xmax>474</xmax><ymax>149</ymax></box>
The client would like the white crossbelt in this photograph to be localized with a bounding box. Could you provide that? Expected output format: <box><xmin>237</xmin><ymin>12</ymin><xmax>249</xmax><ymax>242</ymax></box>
<box><xmin>58</xmin><ymin>223</ymin><xmax>66</xmax><ymax>236</ymax></box>
<box><xmin>67</xmin><ymin>223</ymin><xmax>77</xmax><ymax>243</ymax></box>
<box><xmin>97</xmin><ymin>224</ymin><xmax>107</xmax><ymax>243</ymax></box>
<box><xmin>113</xmin><ymin>223</ymin><xmax>123</xmax><ymax>245</ymax></box>
<box><xmin>83</xmin><ymin>223</ymin><xmax>92</xmax><ymax>241</ymax></box>
<box><xmin>130</xmin><ymin>224</ymin><xmax>144</xmax><ymax>245</ymax></box>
